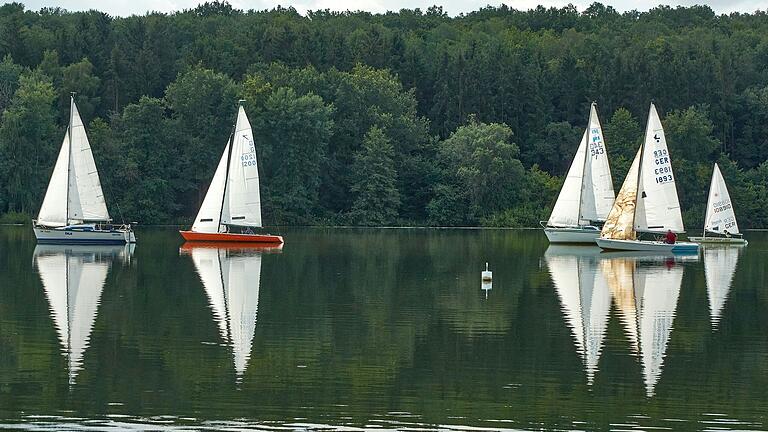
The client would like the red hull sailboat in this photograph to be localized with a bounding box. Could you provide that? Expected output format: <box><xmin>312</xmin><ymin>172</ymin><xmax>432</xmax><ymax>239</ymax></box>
<box><xmin>180</xmin><ymin>101</ymin><xmax>283</xmax><ymax>244</ymax></box>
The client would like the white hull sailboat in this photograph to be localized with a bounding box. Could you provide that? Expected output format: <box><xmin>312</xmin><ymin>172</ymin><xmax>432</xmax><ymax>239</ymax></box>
<box><xmin>596</xmin><ymin>103</ymin><xmax>699</xmax><ymax>254</ymax></box>
<box><xmin>689</xmin><ymin>163</ymin><xmax>747</xmax><ymax>245</ymax></box>
<box><xmin>34</xmin><ymin>95</ymin><xmax>135</xmax><ymax>245</ymax></box>
<box><xmin>180</xmin><ymin>102</ymin><xmax>282</xmax><ymax>244</ymax></box>
<box><xmin>543</xmin><ymin>103</ymin><xmax>615</xmax><ymax>244</ymax></box>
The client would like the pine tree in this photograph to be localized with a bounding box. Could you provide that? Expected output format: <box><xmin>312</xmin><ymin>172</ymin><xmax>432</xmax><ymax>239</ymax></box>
<box><xmin>349</xmin><ymin>126</ymin><xmax>400</xmax><ymax>225</ymax></box>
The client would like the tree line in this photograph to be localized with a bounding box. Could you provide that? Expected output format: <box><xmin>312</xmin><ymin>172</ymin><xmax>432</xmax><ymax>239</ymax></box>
<box><xmin>0</xmin><ymin>1</ymin><xmax>767</xmax><ymax>228</ymax></box>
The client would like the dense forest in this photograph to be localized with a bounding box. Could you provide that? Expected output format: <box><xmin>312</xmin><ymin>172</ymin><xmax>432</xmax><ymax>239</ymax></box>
<box><xmin>1</xmin><ymin>1</ymin><xmax>767</xmax><ymax>228</ymax></box>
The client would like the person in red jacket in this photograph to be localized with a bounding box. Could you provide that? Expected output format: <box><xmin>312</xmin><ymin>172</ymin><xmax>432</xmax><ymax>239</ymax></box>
<box><xmin>665</xmin><ymin>229</ymin><xmax>677</xmax><ymax>244</ymax></box>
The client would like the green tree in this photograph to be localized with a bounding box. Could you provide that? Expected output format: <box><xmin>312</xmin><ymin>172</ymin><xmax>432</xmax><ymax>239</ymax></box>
<box><xmin>0</xmin><ymin>54</ymin><xmax>24</xmax><ymax>113</ymax></box>
<box><xmin>248</xmin><ymin>86</ymin><xmax>334</xmax><ymax>224</ymax></box>
<box><xmin>603</xmin><ymin>107</ymin><xmax>641</xmax><ymax>189</ymax></box>
<box><xmin>349</xmin><ymin>126</ymin><xmax>400</xmax><ymax>225</ymax></box>
<box><xmin>430</xmin><ymin>119</ymin><xmax>525</xmax><ymax>225</ymax></box>
<box><xmin>59</xmin><ymin>58</ymin><xmax>102</xmax><ymax>123</ymax></box>
<box><xmin>664</xmin><ymin>105</ymin><xmax>720</xmax><ymax>163</ymax></box>
<box><xmin>0</xmin><ymin>72</ymin><xmax>58</xmax><ymax>214</ymax></box>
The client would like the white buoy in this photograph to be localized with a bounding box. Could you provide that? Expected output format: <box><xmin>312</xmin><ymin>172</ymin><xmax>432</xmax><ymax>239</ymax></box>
<box><xmin>482</xmin><ymin>262</ymin><xmax>492</xmax><ymax>281</ymax></box>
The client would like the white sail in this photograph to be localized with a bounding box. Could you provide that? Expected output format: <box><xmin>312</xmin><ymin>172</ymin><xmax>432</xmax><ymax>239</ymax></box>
<box><xmin>635</xmin><ymin>103</ymin><xmax>684</xmax><ymax>233</ymax></box>
<box><xmin>704</xmin><ymin>164</ymin><xmax>739</xmax><ymax>235</ymax></box>
<box><xmin>635</xmin><ymin>262</ymin><xmax>683</xmax><ymax>397</ymax></box>
<box><xmin>37</xmin><ymin>135</ymin><xmax>71</xmax><ymax>227</ymax></box>
<box><xmin>35</xmin><ymin>246</ymin><xmax>117</xmax><ymax>384</ymax></box>
<box><xmin>548</xmin><ymin>130</ymin><xmax>588</xmax><ymax>227</ymax></box>
<box><xmin>221</xmin><ymin>106</ymin><xmax>262</xmax><ymax>228</ymax></box>
<box><xmin>189</xmin><ymin>246</ymin><xmax>262</xmax><ymax>379</ymax></box>
<box><xmin>581</xmin><ymin>103</ymin><xmax>615</xmax><ymax>222</ymax></box>
<box><xmin>601</xmin><ymin>147</ymin><xmax>641</xmax><ymax>240</ymax></box>
<box><xmin>703</xmin><ymin>246</ymin><xmax>740</xmax><ymax>329</ymax></box>
<box><xmin>67</xmin><ymin>101</ymin><xmax>110</xmax><ymax>223</ymax></box>
<box><xmin>192</xmin><ymin>144</ymin><xmax>230</xmax><ymax>234</ymax></box>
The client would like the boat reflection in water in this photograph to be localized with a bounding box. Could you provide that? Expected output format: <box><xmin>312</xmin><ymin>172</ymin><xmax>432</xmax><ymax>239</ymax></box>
<box><xmin>703</xmin><ymin>245</ymin><xmax>744</xmax><ymax>329</ymax></box>
<box><xmin>180</xmin><ymin>242</ymin><xmax>282</xmax><ymax>381</ymax></box>
<box><xmin>599</xmin><ymin>252</ymin><xmax>690</xmax><ymax>397</ymax></box>
<box><xmin>33</xmin><ymin>244</ymin><xmax>134</xmax><ymax>385</ymax></box>
<box><xmin>545</xmin><ymin>245</ymin><xmax>610</xmax><ymax>386</ymax></box>
<box><xmin>546</xmin><ymin>246</ymin><xmax>696</xmax><ymax>397</ymax></box>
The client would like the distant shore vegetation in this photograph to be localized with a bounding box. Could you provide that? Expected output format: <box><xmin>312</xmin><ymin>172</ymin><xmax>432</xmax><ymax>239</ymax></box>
<box><xmin>1</xmin><ymin>1</ymin><xmax>767</xmax><ymax>228</ymax></box>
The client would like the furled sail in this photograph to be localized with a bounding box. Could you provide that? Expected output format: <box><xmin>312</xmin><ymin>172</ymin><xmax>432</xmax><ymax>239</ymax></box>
<box><xmin>704</xmin><ymin>163</ymin><xmax>739</xmax><ymax>235</ymax></box>
<box><xmin>221</xmin><ymin>106</ymin><xmax>262</xmax><ymax>228</ymax></box>
<box><xmin>600</xmin><ymin>147</ymin><xmax>641</xmax><ymax>240</ymax></box>
<box><xmin>192</xmin><ymin>142</ymin><xmax>230</xmax><ymax>234</ymax></box>
<box><xmin>634</xmin><ymin>103</ymin><xmax>684</xmax><ymax>233</ymax></box>
<box><xmin>580</xmin><ymin>103</ymin><xmax>615</xmax><ymax>222</ymax></box>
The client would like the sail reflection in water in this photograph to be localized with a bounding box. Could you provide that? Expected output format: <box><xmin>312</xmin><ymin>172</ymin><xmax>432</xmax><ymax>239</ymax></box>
<box><xmin>600</xmin><ymin>254</ymin><xmax>685</xmax><ymax>397</ymax></box>
<box><xmin>703</xmin><ymin>245</ymin><xmax>743</xmax><ymax>329</ymax></box>
<box><xmin>33</xmin><ymin>244</ymin><xmax>134</xmax><ymax>384</ymax></box>
<box><xmin>545</xmin><ymin>246</ymin><xmax>611</xmax><ymax>386</ymax></box>
<box><xmin>181</xmin><ymin>243</ymin><xmax>280</xmax><ymax>380</ymax></box>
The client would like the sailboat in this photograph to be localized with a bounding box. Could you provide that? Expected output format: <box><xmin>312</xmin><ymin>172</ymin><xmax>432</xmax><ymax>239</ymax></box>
<box><xmin>543</xmin><ymin>103</ymin><xmax>615</xmax><ymax>243</ymax></box>
<box><xmin>34</xmin><ymin>95</ymin><xmax>135</xmax><ymax>244</ymax></box>
<box><xmin>600</xmin><ymin>255</ymin><xmax>683</xmax><ymax>397</ymax></box>
<box><xmin>689</xmin><ymin>164</ymin><xmax>747</xmax><ymax>245</ymax></box>
<box><xmin>34</xmin><ymin>243</ymin><xmax>134</xmax><ymax>384</ymax></box>
<box><xmin>181</xmin><ymin>243</ymin><xmax>276</xmax><ymax>380</ymax></box>
<box><xmin>180</xmin><ymin>102</ymin><xmax>283</xmax><ymax>244</ymax></box>
<box><xmin>545</xmin><ymin>246</ymin><xmax>611</xmax><ymax>385</ymax></box>
<box><xmin>596</xmin><ymin>103</ymin><xmax>699</xmax><ymax>253</ymax></box>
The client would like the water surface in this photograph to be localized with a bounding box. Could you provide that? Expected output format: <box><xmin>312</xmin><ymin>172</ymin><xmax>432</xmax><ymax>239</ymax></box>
<box><xmin>0</xmin><ymin>227</ymin><xmax>766</xmax><ymax>430</ymax></box>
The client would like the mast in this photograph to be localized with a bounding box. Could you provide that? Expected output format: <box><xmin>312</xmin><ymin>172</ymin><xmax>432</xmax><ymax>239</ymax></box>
<box><xmin>66</xmin><ymin>93</ymin><xmax>75</xmax><ymax>225</ymax></box>
<box><xmin>577</xmin><ymin>102</ymin><xmax>595</xmax><ymax>225</ymax></box>
<box><xmin>217</xmin><ymin>100</ymin><xmax>243</xmax><ymax>233</ymax></box>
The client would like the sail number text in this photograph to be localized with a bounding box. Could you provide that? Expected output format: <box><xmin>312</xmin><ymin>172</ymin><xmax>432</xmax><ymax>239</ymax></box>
<box><xmin>589</xmin><ymin>129</ymin><xmax>604</xmax><ymax>159</ymax></box>
<box><xmin>652</xmin><ymin>149</ymin><xmax>673</xmax><ymax>184</ymax></box>
<box><xmin>240</xmin><ymin>136</ymin><xmax>257</xmax><ymax>167</ymax></box>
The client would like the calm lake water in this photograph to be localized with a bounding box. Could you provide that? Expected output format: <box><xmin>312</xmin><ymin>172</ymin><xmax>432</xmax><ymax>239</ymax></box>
<box><xmin>0</xmin><ymin>226</ymin><xmax>766</xmax><ymax>431</ymax></box>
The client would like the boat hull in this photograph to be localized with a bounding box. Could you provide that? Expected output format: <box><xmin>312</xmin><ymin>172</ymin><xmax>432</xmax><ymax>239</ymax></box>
<box><xmin>596</xmin><ymin>238</ymin><xmax>699</xmax><ymax>254</ymax></box>
<box><xmin>179</xmin><ymin>231</ymin><xmax>284</xmax><ymax>244</ymax></box>
<box><xmin>544</xmin><ymin>227</ymin><xmax>601</xmax><ymax>244</ymax></box>
<box><xmin>34</xmin><ymin>227</ymin><xmax>136</xmax><ymax>244</ymax></box>
<box><xmin>688</xmin><ymin>236</ymin><xmax>748</xmax><ymax>245</ymax></box>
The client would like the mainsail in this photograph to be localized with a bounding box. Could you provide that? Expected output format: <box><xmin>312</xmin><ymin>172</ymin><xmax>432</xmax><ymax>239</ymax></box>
<box><xmin>194</xmin><ymin>105</ymin><xmax>263</xmax><ymax>233</ymax></box>
<box><xmin>635</xmin><ymin>103</ymin><xmax>684</xmax><ymax>233</ymax></box>
<box><xmin>548</xmin><ymin>103</ymin><xmax>614</xmax><ymax>227</ymax></box>
<box><xmin>37</xmin><ymin>97</ymin><xmax>110</xmax><ymax>227</ymax></box>
<box><xmin>704</xmin><ymin>163</ymin><xmax>739</xmax><ymax>235</ymax></box>
<box><xmin>190</xmin><ymin>246</ymin><xmax>262</xmax><ymax>378</ymax></box>
<box><xmin>581</xmin><ymin>103</ymin><xmax>615</xmax><ymax>222</ymax></box>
